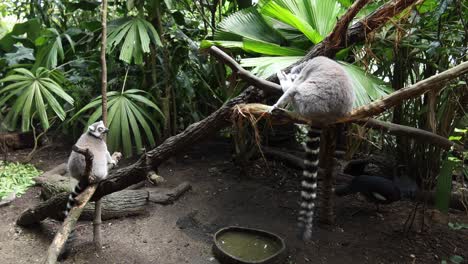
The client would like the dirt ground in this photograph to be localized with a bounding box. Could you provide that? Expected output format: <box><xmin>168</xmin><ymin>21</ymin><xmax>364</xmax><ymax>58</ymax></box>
<box><xmin>0</xmin><ymin>140</ymin><xmax>467</xmax><ymax>264</ymax></box>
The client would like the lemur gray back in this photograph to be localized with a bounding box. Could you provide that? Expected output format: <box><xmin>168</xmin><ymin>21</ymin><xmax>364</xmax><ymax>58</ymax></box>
<box><xmin>278</xmin><ymin>56</ymin><xmax>354</xmax><ymax>124</ymax></box>
<box><xmin>274</xmin><ymin>56</ymin><xmax>354</xmax><ymax>241</ymax></box>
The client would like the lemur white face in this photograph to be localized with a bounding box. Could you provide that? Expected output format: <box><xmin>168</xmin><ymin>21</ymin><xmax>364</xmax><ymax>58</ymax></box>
<box><xmin>88</xmin><ymin>120</ymin><xmax>109</xmax><ymax>138</ymax></box>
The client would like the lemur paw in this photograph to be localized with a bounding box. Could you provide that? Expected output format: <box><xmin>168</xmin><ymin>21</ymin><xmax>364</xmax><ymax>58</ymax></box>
<box><xmin>268</xmin><ymin>105</ymin><xmax>278</xmax><ymax>114</ymax></box>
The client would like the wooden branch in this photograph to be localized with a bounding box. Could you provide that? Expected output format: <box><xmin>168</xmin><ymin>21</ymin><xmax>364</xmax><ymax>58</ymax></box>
<box><xmin>326</xmin><ymin>0</ymin><xmax>371</xmax><ymax>48</ymax></box>
<box><xmin>341</xmin><ymin>61</ymin><xmax>468</xmax><ymax>122</ymax></box>
<box><xmin>148</xmin><ymin>182</ymin><xmax>192</xmax><ymax>204</ymax></box>
<box><xmin>234</xmin><ymin>103</ymin><xmax>463</xmax><ymax>151</ymax></box>
<box><xmin>44</xmin><ymin>145</ymin><xmax>94</xmax><ymax>264</ymax></box>
<box><xmin>356</xmin><ymin>118</ymin><xmax>463</xmax><ymax>151</ymax></box>
<box><xmin>208</xmin><ymin>46</ymin><xmax>282</xmax><ymax>94</ymax></box>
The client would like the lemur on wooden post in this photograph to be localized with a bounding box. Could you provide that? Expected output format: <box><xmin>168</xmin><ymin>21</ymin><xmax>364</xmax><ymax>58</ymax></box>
<box><xmin>270</xmin><ymin>56</ymin><xmax>355</xmax><ymax>241</ymax></box>
<box><xmin>59</xmin><ymin>120</ymin><xmax>117</xmax><ymax>259</ymax></box>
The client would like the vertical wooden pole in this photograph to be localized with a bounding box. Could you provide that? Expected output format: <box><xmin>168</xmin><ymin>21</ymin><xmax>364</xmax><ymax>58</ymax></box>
<box><xmin>319</xmin><ymin>126</ymin><xmax>337</xmax><ymax>225</ymax></box>
<box><xmin>94</xmin><ymin>0</ymin><xmax>108</xmax><ymax>253</ymax></box>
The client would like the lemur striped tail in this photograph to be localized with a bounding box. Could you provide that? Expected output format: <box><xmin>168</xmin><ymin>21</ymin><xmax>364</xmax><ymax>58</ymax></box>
<box><xmin>59</xmin><ymin>180</ymin><xmax>88</xmax><ymax>260</ymax></box>
<box><xmin>64</xmin><ymin>180</ymin><xmax>88</xmax><ymax>217</ymax></box>
<box><xmin>298</xmin><ymin>127</ymin><xmax>321</xmax><ymax>240</ymax></box>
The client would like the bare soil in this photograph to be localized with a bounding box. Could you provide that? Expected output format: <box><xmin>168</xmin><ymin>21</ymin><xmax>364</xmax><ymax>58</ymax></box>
<box><xmin>0</xmin><ymin>140</ymin><xmax>467</xmax><ymax>264</ymax></box>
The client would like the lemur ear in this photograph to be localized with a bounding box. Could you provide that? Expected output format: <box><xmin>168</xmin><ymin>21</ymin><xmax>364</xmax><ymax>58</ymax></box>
<box><xmin>88</xmin><ymin>125</ymin><xmax>96</xmax><ymax>132</ymax></box>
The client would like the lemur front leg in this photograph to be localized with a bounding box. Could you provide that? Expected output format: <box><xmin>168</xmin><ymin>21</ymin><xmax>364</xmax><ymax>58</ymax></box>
<box><xmin>107</xmin><ymin>151</ymin><xmax>117</xmax><ymax>166</ymax></box>
<box><xmin>269</xmin><ymin>71</ymin><xmax>296</xmax><ymax>113</ymax></box>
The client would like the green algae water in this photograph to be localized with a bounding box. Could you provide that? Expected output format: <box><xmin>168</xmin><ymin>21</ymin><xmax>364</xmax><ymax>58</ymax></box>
<box><xmin>217</xmin><ymin>231</ymin><xmax>282</xmax><ymax>262</ymax></box>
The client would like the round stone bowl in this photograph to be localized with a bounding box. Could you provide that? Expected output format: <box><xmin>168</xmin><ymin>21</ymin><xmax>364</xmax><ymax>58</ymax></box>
<box><xmin>212</xmin><ymin>226</ymin><xmax>287</xmax><ymax>264</ymax></box>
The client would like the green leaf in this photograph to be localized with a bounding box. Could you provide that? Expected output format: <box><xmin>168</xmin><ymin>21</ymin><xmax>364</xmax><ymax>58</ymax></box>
<box><xmin>240</xmin><ymin>56</ymin><xmax>301</xmax><ymax>78</ymax></box>
<box><xmin>0</xmin><ymin>67</ymin><xmax>71</xmax><ymax>131</ymax></box>
<box><xmin>449</xmin><ymin>255</ymin><xmax>464</xmax><ymax>264</ymax></box>
<box><xmin>215</xmin><ymin>7</ymin><xmax>286</xmax><ymax>45</ymax></box>
<box><xmin>338</xmin><ymin>62</ymin><xmax>393</xmax><ymax>107</ymax></box>
<box><xmin>107</xmin><ymin>17</ymin><xmax>161</xmax><ymax>64</ymax></box>
<box><xmin>260</xmin><ymin>0</ymin><xmax>323</xmax><ymax>44</ymax></box>
<box><xmin>243</xmin><ymin>38</ymin><xmax>305</xmax><ymax>56</ymax></box>
<box><xmin>435</xmin><ymin>157</ymin><xmax>457</xmax><ymax>214</ymax></box>
<box><xmin>200</xmin><ymin>40</ymin><xmax>244</xmax><ymax>49</ymax></box>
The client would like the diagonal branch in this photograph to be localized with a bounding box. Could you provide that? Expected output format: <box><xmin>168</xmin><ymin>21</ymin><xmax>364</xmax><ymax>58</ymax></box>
<box><xmin>339</xmin><ymin>61</ymin><xmax>468</xmax><ymax>122</ymax></box>
<box><xmin>326</xmin><ymin>0</ymin><xmax>371</xmax><ymax>49</ymax></box>
<box><xmin>355</xmin><ymin>118</ymin><xmax>463</xmax><ymax>151</ymax></box>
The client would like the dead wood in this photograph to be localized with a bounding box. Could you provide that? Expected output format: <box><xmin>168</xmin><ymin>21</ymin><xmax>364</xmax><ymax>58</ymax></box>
<box><xmin>73</xmin><ymin>190</ymin><xmax>149</xmax><ymax>221</ymax></box>
<box><xmin>355</xmin><ymin>118</ymin><xmax>463</xmax><ymax>151</ymax></box>
<box><xmin>148</xmin><ymin>182</ymin><xmax>192</xmax><ymax>204</ymax></box>
<box><xmin>17</xmin><ymin>182</ymin><xmax>191</xmax><ymax>226</ymax></box>
<box><xmin>16</xmin><ymin>0</ymin><xmax>418</xmax><ymax>224</ymax></box>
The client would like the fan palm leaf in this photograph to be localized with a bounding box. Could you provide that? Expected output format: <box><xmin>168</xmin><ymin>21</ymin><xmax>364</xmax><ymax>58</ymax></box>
<box><xmin>0</xmin><ymin>67</ymin><xmax>73</xmax><ymax>131</ymax></box>
<box><xmin>107</xmin><ymin>17</ymin><xmax>162</xmax><ymax>64</ymax></box>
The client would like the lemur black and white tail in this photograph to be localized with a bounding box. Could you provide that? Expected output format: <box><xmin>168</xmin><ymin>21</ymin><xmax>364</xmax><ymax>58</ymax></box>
<box><xmin>59</xmin><ymin>180</ymin><xmax>88</xmax><ymax>259</ymax></box>
<box><xmin>298</xmin><ymin>126</ymin><xmax>321</xmax><ymax>240</ymax></box>
<box><xmin>64</xmin><ymin>180</ymin><xmax>88</xmax><ymax>217</ymax></box>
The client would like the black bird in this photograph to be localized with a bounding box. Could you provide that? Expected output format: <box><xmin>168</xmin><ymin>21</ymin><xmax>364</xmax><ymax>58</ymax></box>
<box><xmin>335</xmin><ymin>175</ymin><xmax>401</xmax><ymax>208</ymax></box>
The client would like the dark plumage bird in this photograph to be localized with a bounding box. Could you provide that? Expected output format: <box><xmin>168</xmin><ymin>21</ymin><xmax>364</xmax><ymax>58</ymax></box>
<box><xmin>335</xmin><ymin>175</ymin><xmax>401</xmax><ymax>206</ymax></box>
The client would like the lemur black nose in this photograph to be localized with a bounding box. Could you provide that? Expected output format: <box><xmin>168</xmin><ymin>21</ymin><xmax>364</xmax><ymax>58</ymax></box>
<box><xmin>104</xmin><ymin>128</ymin><xmax>109</xmax><ymax>133</ymax></box>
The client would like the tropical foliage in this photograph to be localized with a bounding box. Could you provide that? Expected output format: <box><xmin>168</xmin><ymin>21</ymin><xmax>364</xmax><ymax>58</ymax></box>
<box><xmin>202</xmin><ymin>0</ymin><xmax>393</xmax><ymax>107</ymax></box>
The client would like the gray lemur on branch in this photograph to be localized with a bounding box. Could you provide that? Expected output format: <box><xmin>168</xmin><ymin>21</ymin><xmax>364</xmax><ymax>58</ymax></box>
<box><xmin>60</xmin><ymin>120</ymin><xmax>117</xmax><ymax>259</ymax></box>
<box><xmin>271</xmin><ymin>56</ymin><xmax>355</xmax><ymax>240</ymax></box>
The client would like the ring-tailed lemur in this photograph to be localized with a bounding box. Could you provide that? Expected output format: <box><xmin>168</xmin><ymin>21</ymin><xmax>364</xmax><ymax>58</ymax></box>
<box><xmin>271</xmin><ymin>56</ymin><xmax>355</xmax><ymax>240</ymax></box>
<box><xmin>60</xmin><ymin>120</ymin><xmax>116</xmax><ymax>258</ymax></box>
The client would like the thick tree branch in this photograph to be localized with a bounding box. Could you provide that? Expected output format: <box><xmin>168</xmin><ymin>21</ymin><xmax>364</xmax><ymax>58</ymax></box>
<box><xmin>326</xmin><ymin>0</ymin><xmax>371</xmax><ymax>49</ymax></box>
<box><xmin>356</xmin><ymin>118</ymin><xmax>463</xmax><ymax>151</ymax></box>
<box><xmin>234</xmin><ymin>104</ymin><xmax>463</xmax><ymax>151</ymax></box>
<box><xmin>340</xmin><ymin>61</ymin><xmax>468</xmax><ymax>122</ymax></box>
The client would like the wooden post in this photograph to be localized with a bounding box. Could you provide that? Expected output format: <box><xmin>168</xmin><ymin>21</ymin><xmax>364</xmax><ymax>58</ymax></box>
<box><xmin>96</xmin><ymin>0</ymin><xmax>108</xmax><ymax>252</ymax></box>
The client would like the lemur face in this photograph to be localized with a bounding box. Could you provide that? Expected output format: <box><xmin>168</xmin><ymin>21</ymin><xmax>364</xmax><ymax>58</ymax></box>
<box><xmin>88</xmin><ymin>120</ymin><xmax>109</xmax><ymax>138</ymax></box>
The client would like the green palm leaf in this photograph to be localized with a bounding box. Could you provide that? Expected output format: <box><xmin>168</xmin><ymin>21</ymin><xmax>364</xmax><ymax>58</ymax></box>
<box><xmin>107</xmin><ymin>17</ymin><xmax>162</xmax><ymax>65</ymax></box>
<box><xmin>34</xmin><ymin>28</ymin><xmax>75</xmax><ymax>69</ymax></box>
<box><xmin>338</xmin><ymin>62</ymin><xmax>393</xmax><ymax>107</ymax></box>
<box><xmin>0</xmin><ymin>67</ymin><xmax>73</xmax><ymax>131</ymax></box>
<box><xmin>215</xmin><ymin>7</ymin><xmax>286</xmax><ymax>45</ymax></box>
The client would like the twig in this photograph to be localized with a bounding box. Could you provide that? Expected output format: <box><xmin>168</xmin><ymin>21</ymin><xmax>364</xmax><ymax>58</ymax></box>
<box><xmin>207</xmin><ymin>46</ymin><xmax>283</xmax><ymax>94</ymax></box>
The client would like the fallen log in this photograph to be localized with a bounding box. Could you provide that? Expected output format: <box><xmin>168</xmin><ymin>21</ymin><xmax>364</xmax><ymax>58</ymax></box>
<box><xmin>17</xmin><ymin>182</ymin><xmax>192</xmax><ymax>226</ymax></box>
